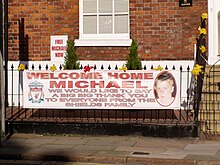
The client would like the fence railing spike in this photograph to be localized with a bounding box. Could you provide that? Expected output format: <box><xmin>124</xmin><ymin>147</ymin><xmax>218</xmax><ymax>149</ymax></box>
<box><xmin>80</xmin><ymin>64</ymin><xmax>83</xmax><ymax>70</ymax></box>
<box><xmin>187</xmin><ymin>65</ymin><xmax>190</xmax><ymax>71</ymax></box>
<box><xmin>31</xmin><ymin>64</ymin><xmax>34</xmax><ymax>70</ymax></box>
<box><xmin>59</xmin><ymin>64</ymin><xmax>62</xmax><ymax>70</ymax></box>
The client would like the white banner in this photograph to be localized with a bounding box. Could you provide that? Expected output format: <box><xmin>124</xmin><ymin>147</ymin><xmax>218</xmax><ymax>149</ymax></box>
<box><xmin>23</xmin><ymin>70</ymin><xmax>180</xmax><ymax>109</ymax></box>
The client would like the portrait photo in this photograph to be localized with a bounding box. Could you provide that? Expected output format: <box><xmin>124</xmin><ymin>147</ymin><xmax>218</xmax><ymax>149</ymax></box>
<box><xmin>154</xmin><ymin>71</ymin><xmax>177</xmax><ymax>107</ymax></box>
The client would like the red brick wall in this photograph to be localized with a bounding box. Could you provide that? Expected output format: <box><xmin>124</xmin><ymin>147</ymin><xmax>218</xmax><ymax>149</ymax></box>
<box><xmin>7</xmin><ymin>0</ymin><xmax>207</xmax><ymax>61</ymax></box>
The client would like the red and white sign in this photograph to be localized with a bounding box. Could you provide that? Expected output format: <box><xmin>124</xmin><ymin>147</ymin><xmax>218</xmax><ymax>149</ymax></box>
<box><xmin>23</xmin><ymin>70</ymin><xmax>181</xmax><ymax>109</ymax></box>
<box><xmin>50</xmin><ymin>35</ymin><xmax>68</xmax><ymax>62</ymax></box>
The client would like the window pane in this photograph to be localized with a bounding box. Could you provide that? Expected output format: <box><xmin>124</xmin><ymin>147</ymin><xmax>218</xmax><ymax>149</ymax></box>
<box><xmin>83</xmin><ymin>16</ymin><xmax>97</xmax><ymax>34</ymax></box>
<box><xmin>115</xmin><ymin>15</ymin><xmax>128</xmax><ymax>33</ymax></box>
<box><xmin>99</xmin><ymin>15</ymin><xmax>112</xmax><ymax>33</ymax></box>
<box><xmin>81</xmin><ymin>0</ymin><xmax>129</xmax><ymax>38</ymax></box>
<box><xmin>99</xmin><ymin>0</ymin><xmax>112</xmax><ymax>13</ymax></box>
<box><xmin>115</xmin><ymin>0</ymin><xmax>128</xmax><ymax>13</ymax></box>
<box><xmin>83</xmin><ymin>0</ymin><xmax>97</xmax><ymax>13</ymax></box>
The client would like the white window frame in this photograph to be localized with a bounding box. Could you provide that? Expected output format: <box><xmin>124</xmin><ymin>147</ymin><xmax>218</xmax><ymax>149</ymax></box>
<box><xmin>208</xmin><ymin>0</ymin><xmax>220</xmax><ymax>64</ymax></box>
<box><xmin>75</xmin><ymin>0</ymin><xmax>131</xmax><ymax>46</ymax></box>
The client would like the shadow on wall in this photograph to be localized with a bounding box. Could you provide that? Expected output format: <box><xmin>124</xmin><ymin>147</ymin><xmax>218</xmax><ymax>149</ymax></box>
<box><xmin>19</xmin><ymin>18</ymin><xmax>29</xmax><ymax>61</ymax></box>
<box><xmin>17</xmin><ymin>18</ymin><xmax>29</xmax><ymax>97</ymax></box>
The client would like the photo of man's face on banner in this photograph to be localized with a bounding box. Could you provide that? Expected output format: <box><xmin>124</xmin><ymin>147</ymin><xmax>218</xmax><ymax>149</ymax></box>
<box><xmin>154</xmin><ymin>71</ymin><xmax>177</xmax><ymax>107</ymax></box>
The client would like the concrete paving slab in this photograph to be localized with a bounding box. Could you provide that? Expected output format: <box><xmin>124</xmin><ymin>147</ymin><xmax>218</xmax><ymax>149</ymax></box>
<box><xmin>64</xmin><ymin>150</ymin><xmax>97</xmax><ymax>156</ymax></box>
<box><xmin>93</xmin><ymin>150</ymin><xmax>131</xmax><ymax>157</ymax></box>
<box><xmin>185</xmin><ymin>154</ymin><xmax>220</xmax><ymax>161</ymax></box>
<box><xmin>134</xmin><ymin>138</ymin><xmax>193</xmax><ymax>149</ymax></box>
<box><xmin>85</xmin><ymin>140</ymin><xmax>136</xmax><ymax>147</ymax></box>
<box><xmin>115</xmin><ymin>146</ymin><xmax>165</xmax><ymax>154</ymax></box>
<box><xmin>164</xmin><ymin>148</ymin><xmax>218</xmax><ymax>156</ymax></box>
<box><xmin>134</xmin><ymin>142</ymin><xmax>187</xmax><ymax>150</ymax></box>
<box><xmin>37</xmin><ymin>144</ymin><xmax>76</xmax><ymax>150</ymax></box>
<box><xmin>0</xmin><ymin>147</ymin><xmax>29</xmax><ymax>154</ymax></box>
<box><xmin>1</xmin><ymin>133</ymin><xmax>220</xmax><ymax>165</ymax></box>
<box><xmin>184</xmin><ymin>143</ymin><xmax>220</xmax><ymax>151</ymax></box>
<box><xmin>74</xmin><ymin>145</ymin><xmax>116</xmax><ymax>151</ymax></box>
<box><xmin>24</xmin><ymin>148</ymin><xmax>97</xmax><ymax>158</ymax></box>
<box><xmin>54</xmin><ymin>136</ymin><xmax>83</xmax><ymax>140</ymax></box>
<box><xmin>25</xmin><ymin>138</ymin><xmax>58</xmax><ymax>144</ymax></box>
<box><xmin>54</xmin><ymin>139</ymin><xmax>88</xmax><ymax>145</ymax></box>
<box><xmin>129</xmin><ymin>152</ymin><xmax>187</xmax><ymax>159</ymax></box>
<box><xmin>10</xmin><ymin>133</ymin><xmax>41</xmax><ymax>138</ymax></box>
<box><xmin>3</xmin><ymin>138</ymin><xmax>28</xmax><ymax>143</ymax></box>
<box><xmin>83</xmin><ymin>135</ymin><xmax>130</xmax><ymax>142</ymax></box>
<box><xmin>25</xmin><ymin>148</ymin><xmax>71</xmax><ymax>156</ymax></box>
<box><xmin>1</xmin><ymin>142</ymin><xmax>42</xmax><ymax>149</ymax></box>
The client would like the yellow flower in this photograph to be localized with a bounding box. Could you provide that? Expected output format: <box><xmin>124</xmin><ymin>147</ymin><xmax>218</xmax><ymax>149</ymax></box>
<box><xmin>17</xmin><ymin>64</ymin><xmax>25</xmax><ymax>71</ymax></box>
<box><xmin>191</xmin><ymin>64</ymin><xmax>204</xmax><ymax>79</ymax></box>
<box><xmin>151</xmin><ymin>65</ymin><xmax>163</xmax><ymax>71</ymax></box>
<box><xmin>198</xmin><ymin>27</ymin><xmax>206</xmax><ymax>35</ymax></box>
<box><xmin>199</xmin><ymin>45</ymin><xmax>206</xmax><ymax>53</ymax></box>
<box><xmin>201</xmin><ymin>13</ymin><xmax>208</xmax><ymax>20</ymax></box>
<box><xmin>119</xmin><ymin>65</ymin><xmax>127</xmax><ymax>72</ymax></box>
<box><xmin>50</xmin><ymin>64</ymin><xmax>57</xmax><ymax>72</ymax></box>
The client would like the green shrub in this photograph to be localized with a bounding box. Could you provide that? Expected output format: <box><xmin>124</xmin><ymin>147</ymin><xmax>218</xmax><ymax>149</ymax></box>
<box><xmin>126</xmin><ymin>39</ymin><xmax>142</xmax><ymax>70</ymax></box>
<box><xmin>63</xmin><ymin>40</ymin><xmax>80</xmax><ymax>70</ymax></box>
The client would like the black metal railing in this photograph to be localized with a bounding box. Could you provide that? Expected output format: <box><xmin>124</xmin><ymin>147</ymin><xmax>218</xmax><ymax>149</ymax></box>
<box><xmin>199</xmin><ymin>60</ymin><xmax>220</xmax><ymax>135</ymax></box>
<box><xmin>6</xmin><ymin>63</ymin><xmax>195</xmax><ymax>126</ymax></box>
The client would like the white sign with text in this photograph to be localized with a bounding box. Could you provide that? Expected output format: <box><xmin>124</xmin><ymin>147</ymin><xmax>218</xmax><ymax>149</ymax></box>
<box><xmin>50</xmin><ymin>35</ymin><xmax>68</xmax><ymax>62</ymax></box>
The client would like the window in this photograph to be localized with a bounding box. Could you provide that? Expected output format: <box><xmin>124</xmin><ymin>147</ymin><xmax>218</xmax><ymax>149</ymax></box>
<box><xmin>75</xmin><ymin>0</ymin><xmax>131</xmax><ymax>46</ymax></box>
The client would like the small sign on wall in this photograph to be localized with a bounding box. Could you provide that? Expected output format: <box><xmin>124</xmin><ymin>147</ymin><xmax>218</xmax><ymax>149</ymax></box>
<box><xmin>179</xmin><ymin>0</ymin><xmax>192</xmax><ymax>7</ymax></box>
<box><xmin>50</xmin><ymin>35</ymin><xmax>68</xmax><ymax>62</ymax></box>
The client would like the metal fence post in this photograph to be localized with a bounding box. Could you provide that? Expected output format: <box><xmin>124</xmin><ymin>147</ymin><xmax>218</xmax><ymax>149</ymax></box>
<box><xmin>0</xmin><ymin>52</ymin><xmax>3</xmax><ymax>144</ymax></box>
<box><xmin>0</xmin><ymin>0</ymin><xmax>3</xmax><ymax>144</ymax></box>
<box><xmin>0</xmin><ymin>0</ymin><xmax>5</xmax><ymax>142</ymax></box>
<box><xmin>4</xmin><ymin>0</ymin><xmax>8</xmax><ymax>108</ymax></box>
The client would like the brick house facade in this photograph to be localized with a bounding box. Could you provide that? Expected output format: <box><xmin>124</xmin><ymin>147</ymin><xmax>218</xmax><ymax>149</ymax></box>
<box><xmin>7</xmin><ymin>0</ymin><xmax>207</xmax><ymax>62</ymax></box>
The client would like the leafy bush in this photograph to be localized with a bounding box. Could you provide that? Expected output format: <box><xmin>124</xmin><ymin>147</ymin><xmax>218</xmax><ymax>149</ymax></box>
<box><xmin>126</xmin><ymin>39</ymin><xmax>142</xmax><ymax>70</ymax></box>
<box><xmin>63</xmin><ymin>40</ymin><xmax>80</xmax><ymax>70</ymax></box>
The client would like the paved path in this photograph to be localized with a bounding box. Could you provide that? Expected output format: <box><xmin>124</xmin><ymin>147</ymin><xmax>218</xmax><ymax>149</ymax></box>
<box><xmin>0</xmin><ymin>133</ymin><xmax>220</xmax><ymax>165</ymax></box>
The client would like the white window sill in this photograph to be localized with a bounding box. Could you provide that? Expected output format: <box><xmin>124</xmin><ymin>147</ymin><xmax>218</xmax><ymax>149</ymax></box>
<box><xmin>74</xmin><ymin>39</ymin><xmax>132</xmax><ymax>46</ymax></box>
